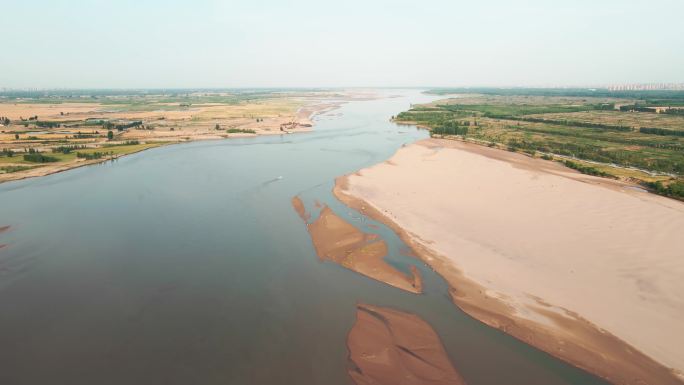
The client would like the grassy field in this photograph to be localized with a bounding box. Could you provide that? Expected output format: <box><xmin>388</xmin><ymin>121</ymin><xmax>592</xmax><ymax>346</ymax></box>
<box><xmin>527</xmin><ymin>111</ymin><xmax>684</xmax><ymax>131</ymax></box>
<box><xmin>396</xmin><ymin>89</ymin><xmax>684</xmax><ymax>200</ymax></box>
<box><xmin>0</xmin><ymin>143</ymin><xmax>163</xmax><ymax>169</ymax></box>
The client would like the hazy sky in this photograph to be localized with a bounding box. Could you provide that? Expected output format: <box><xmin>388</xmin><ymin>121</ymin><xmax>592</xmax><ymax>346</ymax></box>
<box><xmin>2</xmin><ymin>0</ymin><xmax>683</xmax><ymax>88</ymax></box>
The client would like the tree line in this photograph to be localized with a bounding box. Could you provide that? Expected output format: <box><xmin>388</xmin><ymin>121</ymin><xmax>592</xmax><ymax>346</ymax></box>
<box><xmin>52</xmin><ymin>145</ymin><xmax>86</xmax><ymax>154</ymax></box>
<box><xmin>505</xmin><ymin>117</ymin><xmax>633</xmax><ymax>132</ymax></box>
<box><xmin>23</xmin><ymin>148</ymin><xmax>59</xmax><ymax>163</ymax></box>
<box><xmin>562</xmin><ymin>160</ymin><xmax>613</xmax><ymax>178</ymax></box>
<box><xmin>76</xmin><ymin>151</ymin><xmax>112</xmax><ymax>160</ymax></box>
<box><xmin>644</xmin><ymin>180</ymin><xmax>684</xmax><ymax>200</ymax></box>
<box><xmin>103</xmin><ymin>121</ymin><xmax>143</xmax><ymax>131</ymax></box>
<box><xmin>432</xmin><ymin>121</ymin><xmax>469</xmax><ymax>136</ymax></box>
<box><xmin>639</xmin><ymin>127</ymin><xmax>684</xmax><ymax>137</ymax></box>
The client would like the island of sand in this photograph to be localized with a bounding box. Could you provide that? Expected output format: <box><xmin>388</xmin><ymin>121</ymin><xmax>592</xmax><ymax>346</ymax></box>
<box><xmin>292</xmin><ymin>197</ymin><xmax>422</xmax><ymax>294</ymax></box>
<box><xmin>335</xmin><ymin>138</ymin><xmax>684</xmax><ymax>385</ymax></box>
<box><xmin>347</xmin><ymin>303</ymin><xmax>466</xmax><ymax>385</ymax></box>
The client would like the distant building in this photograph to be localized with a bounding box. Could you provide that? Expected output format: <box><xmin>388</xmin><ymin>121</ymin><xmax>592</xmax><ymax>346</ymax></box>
<box><xmin>607</xmin><ymin>83</ymin><xmax>684</xmax><ymax>91</ymax></box>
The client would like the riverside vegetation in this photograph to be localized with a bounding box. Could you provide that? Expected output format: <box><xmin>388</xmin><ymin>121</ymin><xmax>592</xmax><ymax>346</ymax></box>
<box><xmin>395</xmin><ymin>88</ymin><xmax>684</xmax><ymax>200</ymax></box>
<box><xmin>0</xmin><ymin>89</ymin><xmax>330</xmax><ymax>182</ymax></box>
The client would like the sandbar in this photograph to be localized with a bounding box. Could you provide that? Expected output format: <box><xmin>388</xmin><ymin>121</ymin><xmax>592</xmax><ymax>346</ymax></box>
<box><xmin>335</xmin><ymin>138</ymin><xmax>684</xmax><ymax>385</ymax></box>
<box><xmin>347</xmin><ymin>303</ymin><xmax>466</xmax><ymax>385</ymax></box>
<box><xmin>292</xmin><ymin>200</ymin><xmax>422</xmax><ymax>294</ymax></box>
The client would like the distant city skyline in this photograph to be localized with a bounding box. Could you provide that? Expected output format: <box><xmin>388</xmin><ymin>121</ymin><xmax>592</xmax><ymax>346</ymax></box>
<box><xmin>2</xmin><ymin>0</ymin><xmax>683</xmax><ymax>88</ymax></box>
<box><xmin>2</xmin><ymin>83</ymin><xmax>684</xmax><ymax>92</ymax></box>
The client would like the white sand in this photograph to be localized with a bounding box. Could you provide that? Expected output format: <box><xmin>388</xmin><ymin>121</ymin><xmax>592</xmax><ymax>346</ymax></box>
<box><xmin>342</xmin><ymin>138</ymin><xmax>684</xmax><ymax>375</ymax></box>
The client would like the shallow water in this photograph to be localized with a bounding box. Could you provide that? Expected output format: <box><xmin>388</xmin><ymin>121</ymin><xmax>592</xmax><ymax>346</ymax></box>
<box><xmin>0</xmin><ymin>90</ymin><xmax>609</xmax><ymax>385</ymax></box>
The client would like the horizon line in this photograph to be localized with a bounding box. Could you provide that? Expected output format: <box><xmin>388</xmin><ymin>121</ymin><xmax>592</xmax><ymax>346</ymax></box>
<box><xmin>2</xmin><ymin>83</ymin><xmax>684</xmax><ymax>92</ymax></box>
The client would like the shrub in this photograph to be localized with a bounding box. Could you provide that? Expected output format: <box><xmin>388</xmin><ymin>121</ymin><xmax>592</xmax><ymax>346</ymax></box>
<box><xmin>643</xmin><ymin>180</ymin><xmax>684</xmax><ymax>200</ymax></box>
<box><xmin>23</xmin><ymin>153</ymin><xmax>58</xmax><ymax>163</ymax></box>
<box><xmin>562</xmin><ymin>160</ymin><xmax>612</xmax><ymax>178</ymax></box>
<box><xmin>0</xmin><ymin>165</ymin><xmax>33</xmax><ymax>173</ymax></box>
<box><xmin>226</xmin><ymin>128</ymin><xmax>256</xmax><ymax>134</ymax></box>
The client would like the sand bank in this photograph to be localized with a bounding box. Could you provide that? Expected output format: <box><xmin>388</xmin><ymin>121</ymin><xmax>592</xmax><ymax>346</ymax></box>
<box><xmin>291</xmin><ymin>197</ymin><xmax>310</xmax><ymax>222</ymax></box>
<box><xmin>335</xmin><ymin>138</ymin><xmax>684</xmax><ymax>385</ymax></box>
<box><xmin>292</xmin><ymin>199</ymin><xmax>422</xmax><ymax>294</ymax></box>
<box><xmin>347</xmin><ymin>304</ymin><xmax>466</xmax><ymax>385</ymax></box>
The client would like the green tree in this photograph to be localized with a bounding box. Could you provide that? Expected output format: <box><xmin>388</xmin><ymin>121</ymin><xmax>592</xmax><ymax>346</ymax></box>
<box><xmin>14</xmin><ymin>133</ymin><xmax>19</xmax><ymax>140</ymax></box>
<box><xmin>107</xmin><ymin>130</ymin><xmax>114</xmax><ymax>140</ymax></box>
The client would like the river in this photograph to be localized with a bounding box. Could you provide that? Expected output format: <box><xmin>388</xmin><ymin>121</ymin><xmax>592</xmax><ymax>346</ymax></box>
<box><xmin>0</xmin><ymin>90</ymin><xmax>608</xmax><ymax>385</ymax></box>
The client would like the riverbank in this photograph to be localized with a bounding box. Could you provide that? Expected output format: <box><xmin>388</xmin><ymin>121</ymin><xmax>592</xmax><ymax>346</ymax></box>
<box><xmin>393</xmin><ymin>92</ymin><xmax>684</xmax><ymax>201</ymax></box>
<box><xmin>334</xmin><ymin>138</ymin><xmax>684</xmax><ymax>385</ymax></box>
<box><xmin>0</xmin><ymin>100</ymin><xmax>338</xmax><ymax>184</ymax></box>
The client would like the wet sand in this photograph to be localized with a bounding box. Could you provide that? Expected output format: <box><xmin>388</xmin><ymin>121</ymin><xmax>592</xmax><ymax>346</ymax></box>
<box><xmin>292</xmin><ymin>200</ymin><xmax>422</xmax><ymax>294</ymax></box>
<box><xmin>347</xmin><ymin>304</ymin><xmax>466</xmax><ymax>385</ymax></box>
<box><xmin>0</xmin><ymin>225</ymin><xmax>8</xmax><ymax>254</ymax></box>
<box><xmin>334</xmin><ymin>138</ymin><xmax>684</xmax><ymax>385</ymax></box>
<box><xmin>291</xmin><ymin>196</ymin><xmax>310</xmax><ymax>222</ymax></box>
